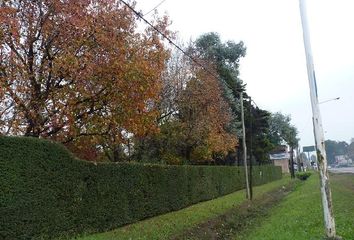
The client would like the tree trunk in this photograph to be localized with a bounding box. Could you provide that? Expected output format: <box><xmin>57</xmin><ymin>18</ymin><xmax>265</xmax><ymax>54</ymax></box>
<box><xmin>113</xmin><ymin>145</ymin><xmax>123</xmax><ymax>162</ymax></box>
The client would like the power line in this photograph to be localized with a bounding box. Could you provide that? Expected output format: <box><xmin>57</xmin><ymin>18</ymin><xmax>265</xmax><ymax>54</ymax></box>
<box><xmin>143</xmin><ymin>0</ymin><xmax>167</xmax><ymax>16</ymax></box>
<box><xmin>119</xmin><ymin>0</ymin><xmax>261</xmax><ymax>107</ymax></box>
<box><xmin>119</xmin><ymin>0</ymin><xmax>223</xmax><ymax>82</ymax></box>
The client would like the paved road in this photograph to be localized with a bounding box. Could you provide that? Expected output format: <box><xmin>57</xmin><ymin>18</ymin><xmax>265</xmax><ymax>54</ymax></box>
<box><xmin>329</xmin><ymin>167</ymin><xmax>354</xmax><ymax>174</ymax></box>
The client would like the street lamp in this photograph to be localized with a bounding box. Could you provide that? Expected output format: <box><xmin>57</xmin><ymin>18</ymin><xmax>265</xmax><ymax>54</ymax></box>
<box><xmin>319</xmin><ymin>97</ymin><xmax>340</xmax><ymax>104</ymax></box>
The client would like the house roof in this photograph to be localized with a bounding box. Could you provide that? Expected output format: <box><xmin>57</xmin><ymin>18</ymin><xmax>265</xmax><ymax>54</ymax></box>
<box><xmin>269</xmin><ymin>152</ymin><xmax>290</xmax><ymax>160</ymax></box>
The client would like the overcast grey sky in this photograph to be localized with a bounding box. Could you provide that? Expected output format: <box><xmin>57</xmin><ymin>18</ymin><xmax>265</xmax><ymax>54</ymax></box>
<box><xmin>137</xmin><ymin>0</ymin><xmax>354</xmax><ymax>148</ymax></box>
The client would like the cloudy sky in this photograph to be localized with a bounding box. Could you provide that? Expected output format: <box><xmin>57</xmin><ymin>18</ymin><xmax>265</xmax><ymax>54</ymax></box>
<box><xmin>136</xmin><ymin>0</ymin><xmax>354</xmax><ymax>148</ymax></box>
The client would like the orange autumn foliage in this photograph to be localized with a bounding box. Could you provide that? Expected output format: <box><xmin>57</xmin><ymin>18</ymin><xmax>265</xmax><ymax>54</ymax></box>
<box><xmin>0</xmin><ymin>1</ymin><xmax>170</xmax><ymax>148</ymax></box>
<box><xmin>178</xmin><ymin>62</ymin><xmax>238</xmax><ymax>161</ymax></box>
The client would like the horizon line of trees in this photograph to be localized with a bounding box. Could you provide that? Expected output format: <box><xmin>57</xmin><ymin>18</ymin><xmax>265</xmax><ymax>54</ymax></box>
<box><xmin>323</xmin><ymin>139</ymin><xmax>354</xmax><ymax>165</ymax></box>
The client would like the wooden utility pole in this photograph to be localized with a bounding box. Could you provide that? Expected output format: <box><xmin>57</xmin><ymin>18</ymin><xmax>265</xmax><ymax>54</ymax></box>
<box><xmin>249</xmin><ymin>97</ymin><xmax>253</xmax><ymax>200</ymax></box>
<box><xmin>299</xmin><ymin>0</ymin><xmax>336</xmax><ymax>237</ymax></box>
<box><xmin>240</xmin><ymin>92</ymin><xmax>250</xmax><ymax>199</ymax></box>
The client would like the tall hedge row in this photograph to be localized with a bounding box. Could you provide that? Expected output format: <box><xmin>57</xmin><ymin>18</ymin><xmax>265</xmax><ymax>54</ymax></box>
<box><xmin>0</xmin><ymin>136</ymin><xmax>282</xmax><ymax>239</ymax></box>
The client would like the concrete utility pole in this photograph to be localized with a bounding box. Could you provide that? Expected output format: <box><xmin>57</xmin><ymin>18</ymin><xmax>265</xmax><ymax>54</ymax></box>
<box><xmin>240</xmin><ymin>92</ymin><xmax>250</xmax><ymax>199</ymax></box>
<box><xmin>299</xmin><ymin>0</ymin><xmax>336</xmax><ymax>237</ymax></box>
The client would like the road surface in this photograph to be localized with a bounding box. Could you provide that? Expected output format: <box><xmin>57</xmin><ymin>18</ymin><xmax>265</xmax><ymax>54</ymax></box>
<box><xmin>329</xmin><ymin>167</ymin><xmax>354</xmax><ymax>174</ymax></box>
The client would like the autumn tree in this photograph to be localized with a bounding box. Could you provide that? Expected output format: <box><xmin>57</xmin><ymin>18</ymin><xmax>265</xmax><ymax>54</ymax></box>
<box><xmin>148</xmin><ymin>33</ymin><xmax>245</xmax><ymax>164</ymax></box>
<box><xmin>176</xmin><ymin>62</ymin><xmax>237</xmax><ymax>163</ymax></box>
<box><xmin>0</xmin><ymin>0</ymin><xmax>170</xmax><ymax>160</ymax></box>
<box><xmin>192</xmin><ymin>32</ymin><xmax>246</xmax><ymax>135</ymax></box>
<box><xmin>157</xmin><ymin>42</ymin><xmax>189</xmax><ymax>124</ymax></box>
<box><xmin>133</xmin><ymin>47</ymin><xmax>237</xmax><ymax>164</ymax></box>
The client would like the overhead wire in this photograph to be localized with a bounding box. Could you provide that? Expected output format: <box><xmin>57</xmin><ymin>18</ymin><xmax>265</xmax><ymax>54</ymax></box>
<box><xmin>143</xmin><ymin>0</ymin><xmax>167</xmax><ymax>16</ymax></box>
<box><xmin>119</xmin><ymin>0</ymin><xmax>221</xmax><ymax>82</ymax></box>
<box><xmin>119</xmin><ymin>0</ymin><xmax>261</xmax><ymax>107</ymax></box>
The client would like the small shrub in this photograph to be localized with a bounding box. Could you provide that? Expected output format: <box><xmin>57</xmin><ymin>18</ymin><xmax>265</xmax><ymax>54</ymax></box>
<box><xmin>296</xmin><ymin>172</ymin><xmax>312</xmax><ymax>181</ymax></box>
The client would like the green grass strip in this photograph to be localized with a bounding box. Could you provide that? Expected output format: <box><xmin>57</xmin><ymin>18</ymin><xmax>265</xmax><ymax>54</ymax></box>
<box><xmin>75</xmin><ymin>176</ymin><xmax>291</xmax><ymax>240</ymax></box>
<box><xmin>240</xmin><ymin>173</ymin><xmax>354</xmax><ymax>240</ymax></box>
<box><xmin>330</xmin><ymin>174</ymin><xmax>354</xmax><ymax>239</ymax></box>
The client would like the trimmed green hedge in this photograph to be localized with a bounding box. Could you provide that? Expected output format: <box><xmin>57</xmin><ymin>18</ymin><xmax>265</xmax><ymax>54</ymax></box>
<box><xmin>0</xmin><ymin>136</ymin><xmax>282</xmax><ymax>239</ymax></box>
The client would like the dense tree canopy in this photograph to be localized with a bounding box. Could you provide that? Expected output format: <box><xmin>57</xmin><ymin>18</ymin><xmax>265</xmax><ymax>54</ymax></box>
<box><xmin>192</xmin><ymin>32</ymin><xmax>246</xmax><ymax>135</ymax></box>
<box><xmin>0</xmin><ymin>2</ymin><xmax>299</xmax><ymax>165</ymax></box>
<box><xmin>177</xmin><ymin>62</ymin><xmax>237</xmax><ymax>162</ymax></box>
<box><xmin>244</xmin><ymin>104</ymin><xmax>274</xmax><ymax>163</ymax></box>
<box><xmin>134</xmin><ymin>45</ymin><xmax>238</xmax><ymax>164</ymax></box>
<box><xmin>0</xmin><ymin>0</ymin><xmax>170</xmax><ymax>158</ymax></box>
<box><xmin>269</xmin><ymin>112</ymin><xmax>299</xmax><ymax>148</ymax></box>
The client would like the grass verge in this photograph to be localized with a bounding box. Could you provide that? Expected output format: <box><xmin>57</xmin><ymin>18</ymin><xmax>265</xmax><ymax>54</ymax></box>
<box><xmin>74</xmin><ymin>176</ymin><xmax>291</xmax><ymax>240</ymax></box>
<box><xmin>171</xmin><ymin>179</ymin><xmax>298</xmax><ymax>240</ymax></box>
<box><xmin>238</xmin><ymin>173</ymin><xmax>354</xmax><ymax>240</ymax></box>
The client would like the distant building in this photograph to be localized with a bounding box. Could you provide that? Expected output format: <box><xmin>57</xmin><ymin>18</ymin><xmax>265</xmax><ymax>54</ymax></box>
<box><xmin>335</xmin><ymin>155</ymin><xmax>352</xmax><ymax>166</ymax></box>
<box><xmin>270</xmin><ymin>145</ymin><xmax>290</xmax><ymax>173</ymax></box>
